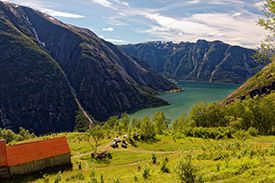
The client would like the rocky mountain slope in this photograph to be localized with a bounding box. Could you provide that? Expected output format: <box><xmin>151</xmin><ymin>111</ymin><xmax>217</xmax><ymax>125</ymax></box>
<box><xmin>119</xmin><ymin>40</ymin><xmax>265</xmax><ymax>83</ymax></box>
<box><xmin>0</xmin><ymin>2</ymin><xmax>178</xmax><ymax>134</ymax></box>
<box><xmin>0</xmin><ymin>6</ymin><xmax>79</xmax><ymax>134</ymax></box>
<box><xmin>223</xmin><ymin>60</ymin><xmax>275</xmax><ymax>104</ymax></box>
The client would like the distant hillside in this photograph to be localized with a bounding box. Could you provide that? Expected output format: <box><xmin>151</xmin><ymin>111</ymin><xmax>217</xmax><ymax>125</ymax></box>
<box><xmin>119</xmin><ymin>40</ymin><xmax>265</xmax><ymax>83</ymax></box>
<box><xmin>0</xmin><ymin>2</ymin><xmax>178</xmax><ymax>134</ymax></box>
<box><xmin>223</xmin><ymin>61</ymin><xmax>275</xmax><ymax>104</ymax></box>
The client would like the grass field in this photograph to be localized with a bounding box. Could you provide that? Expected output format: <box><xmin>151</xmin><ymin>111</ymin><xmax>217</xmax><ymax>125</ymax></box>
<box><xmin>5</xmin><ymin>132</ymin><xmax>275</xmax><ymax>183</ymax></box>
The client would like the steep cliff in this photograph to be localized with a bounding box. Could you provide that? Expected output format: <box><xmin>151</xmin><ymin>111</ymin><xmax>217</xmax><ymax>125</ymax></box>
<box><xmin>0</xmin><ymin>2</ymin><xmax>178</xmax><ymax>133</ymax></box>
<box><xmin>120</xmin><ymin>40</ymin><xmax>265</xmax><ymax>83</ymax></box>
<box><xmin>0</xmin><ymin>4</ymin><xmax>79</xmax><ymax>134</ymax></box>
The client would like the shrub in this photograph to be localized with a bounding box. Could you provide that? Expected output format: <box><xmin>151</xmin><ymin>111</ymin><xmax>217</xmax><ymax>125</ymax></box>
<box><xmin>152</xmin><ymin>154</ymin><xmax>157</xmax><ymax>164</ymax></box>
<box><xmin>176</xmin><ymin>154</ymin><xmax>202</xmax><ymax>183</ymax></box>
<box><xmin>90</xmin><ymin>169</ymin><xmax>98</xmax><ymax>183</ymax></box>
<box><xmin>189</xmin><ymin>103</ymin><xmax>228</xmax><ymax>127</ymax></box>
<box><xmin>185</xmin><ymin>127</ymin><xmax>236</xmax><ymax>139</ymax></box>
<box><xmin>0</xmin><ymin>127</ymin><xmax>36</xmax><ymax>143</ymax></box>
<box><xmin>232</xmin><ymin>130</ymin><xmax>248</xmax><ymax>140</ymax></box>
<box><xmin>143</xmin><ymin>167</ymin><xmax>151</xmax><ymax>180</ymax></box>
<box><xmin>140</xmin><ymin>117</ymin><xmax>157</xmax><ymax>141</ymax></box>
<box><xmin>161</xmin><ymin>161</ymin><xmax>170</xmax><ymax>173</ymax></box>
<box><xmin>113</xmin><ymin>179</ymin><xmax>120</xmax><ymax>183</ymax></box>
<box><xmin>164</xmin><ymin>157</ymin><xmax>169</xmax><ymax>163</ymax></box>
<box><xmin>100</xmin><ymin>175</ymin><xmax>104</xmax><ymax>183</ymax></box>
<box><xmin>247</xmin><ymin>127</ymin><xmax>258</xmax><ymax>136</ymax></box>
<box><xmin>66</xmin><ymin>172</ymin><xmax>85</xmax><ymax>181</ymax></box>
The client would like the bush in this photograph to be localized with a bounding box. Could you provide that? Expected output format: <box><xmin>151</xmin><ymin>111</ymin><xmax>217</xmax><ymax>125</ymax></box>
<box><xmin>161</xmin><ymin>161</ymin><xmax>170</xmax><ymax>173</ymax></box>
<box><xmin>66</xmin><ymin>172</ymin><xmax>85</xmax><ymax>181</ymax></box>
<box><xmin>189</xmin><ymin>103</ymin><xmax>228</xmax><ymax>127</ymax></box>
<box><xmin>0</xmin><ymin>127</ymin><xmax>36</xmax><ymax>143</ymax></box>
<box><xmin>100</xmin><ymin>175</ymin><xmax>104</xmax><ymax>183</ymax></box>
<box><xmin>140</xmin><ymin>117</ymin><xmax>157</xmax><ymax>141</ymax></box>
<box><xmin>90</xmin><ymin>169</ymin><xmax>98</xmax><ymax>183</ymax></box>
<box><xmin>247</xmin><ymin>127</ymin><xmax>258</xmax><ymax>136</ymax></box>
<box><xmin>113</xmin><ymin>179</ymin><xmax>120</xmax><ymax>183</ymax></box>
<box><xmin>143</xmin><ymin>167</ymin><xmax>151</xmax><ymax>180</ymax></box>
<box><xmin>152</xmin><ymin>154</ymin><xmax>157</xmax><ymax>164</ymax></box>
<box><xmin>185</xmin><ymin>127</ymin><xmax>236</xmax><ymax>139</ymax></box>
<box><xmin>176</xmin><ymin>154</ymin><xmax>202</xmax><ymax>183</ymax></box>
<box><xmin>232</xmin><ymin>130</ymin><xmax>248</xmax><ymax>140</ymax></box>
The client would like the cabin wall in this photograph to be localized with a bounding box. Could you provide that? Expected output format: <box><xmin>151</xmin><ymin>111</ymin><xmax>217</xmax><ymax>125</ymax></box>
<box><xmin>0</xmin><ymin>140</ymin><xmax>7</xmax><ymax>167</ymax></box>
<box><xmin>9</xmin><ymin>153</ymin><xmax>71</xmax><ymax>175</ymax></box>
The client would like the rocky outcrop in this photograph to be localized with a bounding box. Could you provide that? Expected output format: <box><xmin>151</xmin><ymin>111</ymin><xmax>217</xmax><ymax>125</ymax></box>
<box><xmin>0</xmin><ymin>2</ymin><xmax>178</xmax><ymax>134</ymax></box>
<box><xmin>119</xmin><ymin>40</ymin><xmax>265</xmax><ymax>83</ymax></box>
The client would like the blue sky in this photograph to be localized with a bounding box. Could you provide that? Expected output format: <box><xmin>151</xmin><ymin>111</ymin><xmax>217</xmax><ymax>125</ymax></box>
<box><xmin>2</xmin><ymin>0</ymin><xmax>268</xmax><ymax>48</ymax></box>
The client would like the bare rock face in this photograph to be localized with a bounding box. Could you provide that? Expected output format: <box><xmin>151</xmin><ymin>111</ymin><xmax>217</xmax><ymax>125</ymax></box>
<box><xmin>0</xmin><ymin>2</ymin><xmax>178</xmax><ymax>133</ymax></box>
<box><xmin>119</xmin><ymin>40</ymin><xmax>265</xmax><ymax>83</ymax></box>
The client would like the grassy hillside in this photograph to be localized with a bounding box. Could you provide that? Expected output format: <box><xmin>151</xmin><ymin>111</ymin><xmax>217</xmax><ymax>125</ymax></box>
<box><xmin>2</xmin><ymin>90</ymin><xmax>275</xmax><ymax>183</ymax></box>
<box><xmin>4</xmin><ymin>132</ymin><xmax>275</xmax><ymax>183</ymax></box>
<box><xmin>223</xmin><ymin>61</ymin><xmax>275</xmax><ymax>104</ymax></box>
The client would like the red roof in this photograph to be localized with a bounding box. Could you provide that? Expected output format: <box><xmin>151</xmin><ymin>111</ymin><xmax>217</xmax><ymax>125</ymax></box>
<box><xmin>5</xmin><ymin>137</ymin><xmax>70</xmax><ymax>166</ymax></box>
<box><xmin>0</xmin><ymin>140</ymin><xmax>7</xmax><ymax>167</ymax></box>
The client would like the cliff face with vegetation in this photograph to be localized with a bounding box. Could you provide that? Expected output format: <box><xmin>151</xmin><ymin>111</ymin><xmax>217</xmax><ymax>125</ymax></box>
<box><xmin>120</xmin><ymin>40</ymin><xmax>265</xmax><ymax>83</ymax></box>
<box><xmin>223</xmin><ymin>61</ymin><xmax>275</xmax><ymax>104</ymax></box>
<box><xmin>0</xmin><ymin>2</ymin><xmax>178</xmax><ymax>134</ymax></box>
<box><xmin>0</xmin><ymin>5</ymin><xmax>78</xmax><ymax>134</ymax></box>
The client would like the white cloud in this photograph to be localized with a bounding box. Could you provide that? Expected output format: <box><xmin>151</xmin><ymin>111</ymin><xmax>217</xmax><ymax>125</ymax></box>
<box><xmin>90</xmin><ymin>0</ymin><xmax>129</xmax><ymax>10</ymax></box>
<box><xmin>43</xmin><ymin>9</ymin><xmax>84</xmax><ymax>18</ymax></box>
<box><xmin>1</xmin><ymin>0</ymin><xmax>84</xmax><ymax>19</ymax></box>
<box><xmin>105</xmin><ymin>38</ymin><xmax>126</xmax><ymax>43</ymax></box>
<box><xmin>91</xmin><ymin>0</ymin><xmax>112</xmax><ymax>8</ymax></box>
<box><xmin>255</xmin><ymin>1</ymin><xmax>265</xmax><ymax>9</ymax></box>
<box><xmin>113</xmin><ymin>0</ymin><xmax>129</xmax><ymax>7</ymax></box>
<box><xmin>133</xmin><ymin>10</ymin><xmax>267</xmax><ymax>48</ymax></box>
<box><xmin>102</xmin><ymin>27</ymin><xmax>114</xmax><ymax>31</ymax></box>
<box><xmin>232</xmin><ymin>12</ymin><xmax>241</xmax><ymax>17</ymax></box>
<box><xmin>187</xmin><ymin>0</ymin><xmax>202</xmax><ymax>4</ymax></box>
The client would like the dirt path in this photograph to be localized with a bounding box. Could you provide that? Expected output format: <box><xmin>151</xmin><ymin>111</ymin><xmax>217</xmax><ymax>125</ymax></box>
<box><xmin>72</xmin><ymin>147</ymin><xmax>178</xmax><ymax>159</ymax></box>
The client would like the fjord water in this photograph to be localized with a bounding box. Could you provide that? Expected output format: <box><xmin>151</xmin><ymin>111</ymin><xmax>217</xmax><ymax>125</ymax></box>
<box><xmin>130</xmin><ymin>81</ymin><xmax>240</xmax><ymax>121</ymax></box>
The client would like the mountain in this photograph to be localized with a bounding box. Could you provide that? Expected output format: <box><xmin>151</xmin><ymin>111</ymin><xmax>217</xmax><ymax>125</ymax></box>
<box><xmin>0</xmin><ymin>2</ymin><xmax>178</xmax><ymax>134</ymax></box>
<box><xmin>0</xmin><ymin>4</ymin><xmax>78</xmax><ymax>134</ymax></box>
<box><xmin>223</xmin><ymin>60</ymin><xmax>275</xmax><ymax>104</ymax></box>
<box><xmin>119</xmin><ymin>40</ymin><xmax>265</xmax><ymax>83</ymax></box>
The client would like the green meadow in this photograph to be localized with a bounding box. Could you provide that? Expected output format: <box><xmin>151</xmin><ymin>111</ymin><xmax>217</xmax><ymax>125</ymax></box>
<box><xmin>5</xmin><ymin>133</ymin><xmax>275</xmax><ymax>183</ymax></box>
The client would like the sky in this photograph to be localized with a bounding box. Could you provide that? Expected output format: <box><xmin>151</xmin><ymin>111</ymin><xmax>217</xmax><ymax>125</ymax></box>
<box><xmin>1</xmin><ymin>0</ymin><xmax>268</xmax><ymax>48</ymax></box>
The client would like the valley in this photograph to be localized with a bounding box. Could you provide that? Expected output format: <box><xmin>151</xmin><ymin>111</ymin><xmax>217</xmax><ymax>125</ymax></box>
<box><xmin>0</xmin><ymin>0</ymin><xmax>274</xmax><ymax>182</ymax></box>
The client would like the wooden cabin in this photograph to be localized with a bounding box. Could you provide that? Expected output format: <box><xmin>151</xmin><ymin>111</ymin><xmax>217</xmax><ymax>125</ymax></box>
<box><xmin>0</xmin><ymin>137</ymin><xmax>71</xmax><ymax>179</ymax></box>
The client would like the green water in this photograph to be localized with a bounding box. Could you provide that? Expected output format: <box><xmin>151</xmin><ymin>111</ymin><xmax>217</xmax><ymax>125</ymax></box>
<box><xmin>130</xmin><ymin>81</ymin><xmax>240</xmax><ymax>121</ymax></box>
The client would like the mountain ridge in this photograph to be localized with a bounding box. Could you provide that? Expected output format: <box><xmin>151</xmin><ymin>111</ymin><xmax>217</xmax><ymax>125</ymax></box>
<box><xmin>0</xmin><ymin>2</ymin><xmax>178</xmax><ymax>134</ymax></box>
<box><xmin>119</xmin><ymin>40</ymin><xmax>265</xmax><ymax>83</ymax></box>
